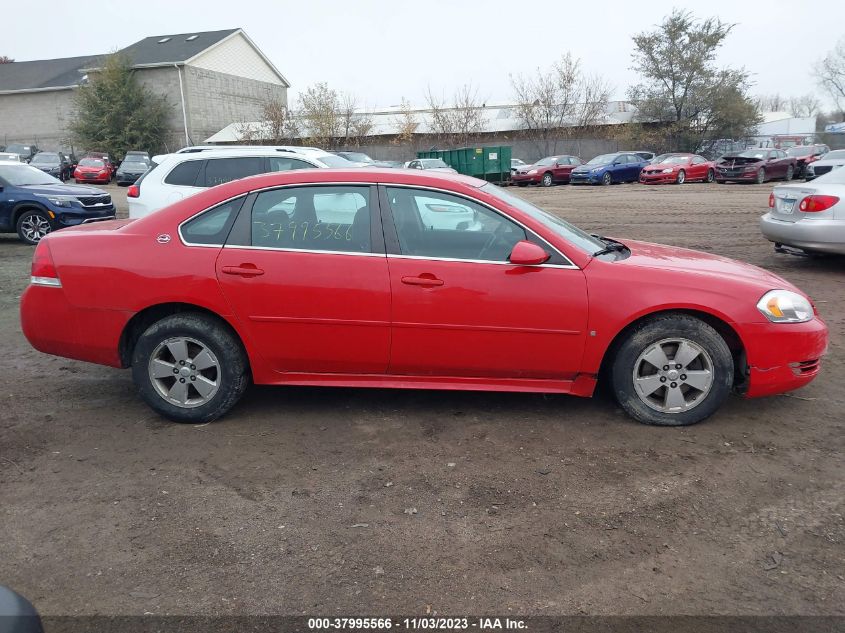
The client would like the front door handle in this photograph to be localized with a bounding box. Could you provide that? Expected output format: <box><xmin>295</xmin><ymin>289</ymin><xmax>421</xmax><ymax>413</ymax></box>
<box><xmin>401</xmin><ymin>275</ymin><xmax>444</xmax><ymax>287</ymax></box>
<box><xmin>222</xmin><ymin>264</ymin><xmax>265</xmax><ymax>277</ymax></box>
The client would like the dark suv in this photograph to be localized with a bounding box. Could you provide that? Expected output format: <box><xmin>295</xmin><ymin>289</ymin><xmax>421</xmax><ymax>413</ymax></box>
<box><xmin>4</xmin><ymin>143</ymin><xmax>39</xmax><ymax>163</ymax></box>
<box><xmin>0</xmin><ymin>162</ymin><xmax>115</xmax><ymax>244</ymax></box>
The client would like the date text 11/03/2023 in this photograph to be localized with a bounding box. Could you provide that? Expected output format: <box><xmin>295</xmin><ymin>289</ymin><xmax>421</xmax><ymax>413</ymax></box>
<box><xmin>307</xmin><ymin>617</ymin><xmax>527</xmax><ymax>630</ymax></box>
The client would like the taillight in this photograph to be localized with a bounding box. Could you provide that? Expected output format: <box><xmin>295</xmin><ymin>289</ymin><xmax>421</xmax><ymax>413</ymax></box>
<box><xmin>30</xmin><ymin>240</ymin><xmax>61</xmax><ymax>287</ymax></box>
<box><xmin>127</xmin><ymin>184</ymin><xmax>140</xmax><ymax>198</ymax></box>
<box><xmin>799</xmin><ymin>195</ymin><xmax>840</xmax><ymax>212</ymax></box>
<box><xmin>768</xmin><ymin>192</ymin><xmax>775</xmax><ymax>208</ymax></box>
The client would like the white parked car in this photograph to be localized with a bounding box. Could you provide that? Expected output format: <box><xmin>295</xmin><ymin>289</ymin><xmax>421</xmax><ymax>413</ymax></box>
<box><xmin>405</xmin><ymin>158</ymin><xmax>458</xmax><ymax>173</ymax></box>
<box><xmin>0</xmin><ymin>152</ymin><xmax>22</xmax><ymax>162</ymax></box>
<box><xmin>128</xmin><ymin>148</ymin><xmax>357</xmax><ymax>219</ymax></box>
<box><xmin>805</xmin><ymin>149</ymin><xmax>845</xmax><ymax>181</ymax></box>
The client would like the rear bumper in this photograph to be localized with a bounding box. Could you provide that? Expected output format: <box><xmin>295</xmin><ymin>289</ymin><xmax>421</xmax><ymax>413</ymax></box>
<box><xmin>20</xmin><ymin>284</ymin><xmax>128</xmax><ymax>368</ymax></box>
<box><xmin>742</xmin><ymin>317</ymin><xmax>828</xmax><ymax>398</ymax></box>
<box><xmin>760</xmin><ymin>213</ymin><xmax>845</xmax><ymax>255</ymax></box>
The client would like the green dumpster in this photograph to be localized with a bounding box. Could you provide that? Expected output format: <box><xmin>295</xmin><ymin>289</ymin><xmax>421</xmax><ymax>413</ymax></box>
<box><xmin>417</xmin><ymin>146</ymin><xmax>512</xmax><ymax>183</ymax></box>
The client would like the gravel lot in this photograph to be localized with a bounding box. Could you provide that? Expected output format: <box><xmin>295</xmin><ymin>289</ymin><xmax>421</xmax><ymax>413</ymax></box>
<box><xmin>1</xmin><ymin>181</ymin><xmax>843</xmax><ymax>616</ymax></box>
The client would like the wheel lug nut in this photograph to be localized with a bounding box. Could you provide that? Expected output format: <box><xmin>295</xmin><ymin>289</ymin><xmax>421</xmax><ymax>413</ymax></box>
<box><xmin>680</xmin><ymin>374</ymin><xmax>687</xmax><ymax>380</ymax></box>
<box><xmin>670</xmin><ymin>382</ymin><xmax>677</xmax><ymax>388</ymax></box>
<box><xmin>190</xmin><ymin>364</ymin><xmax>196</xmax><ymax>370</ymax></box>
<box><xmin>662</xmin><ymin>365</ymin><xmax>669</xmax><ymax>371</ymax></box>
<box><xmin>675</xmin><ymin>364</ymin><xmax>682</xmax><ymax>369</ymax></box>
<box><xmin>179</xmin><ymin>378</ymin><xmax>186</xmax><ymax>383</ymax></box>
<box><xmin>190</xmin><ymin>376</ymin><xmax>196</xmax><ymax>381</ymax></box>
<box><xmin>660</xmin><ymin>377</ymin><xmax>667</xmax><ymax>383</ymax></box>
<box><xmin>173</xmin><ymin>368</ymin><xmax>179</xmax><ymax>374</ymax></box>
<box><xmin>179</xmin><ymin>360</ymin><xmax>185</xmax><ymax>366</ymax></box>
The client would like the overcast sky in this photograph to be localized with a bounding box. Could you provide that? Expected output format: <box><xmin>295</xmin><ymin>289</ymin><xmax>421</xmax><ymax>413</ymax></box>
<box><xmin>5</xmin><ymin>0</ymin><xmax>842</xmax><ymax>110</ymax></box>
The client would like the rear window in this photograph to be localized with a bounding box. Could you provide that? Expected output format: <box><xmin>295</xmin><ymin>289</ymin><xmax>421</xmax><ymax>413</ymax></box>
<box><xmin>203</xmin><ymin>157</ymin><xmax>265</xmax><ymax>187</ymax></box>
<box><xmin>164</xmin><ymin>160</ymin><xmax>204</xmax><ymax>186</ymax></box>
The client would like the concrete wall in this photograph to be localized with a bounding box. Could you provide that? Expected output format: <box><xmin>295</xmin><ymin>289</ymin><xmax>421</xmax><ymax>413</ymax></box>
<box><xmin>0</xmin><ymin>88</ymin><xmax>77</xmax><ymax>150</ymax></box>
<box><xmin>181</xmin><ymin>66</ymin><xmax>286</xmax><ymax>146</ymax></box>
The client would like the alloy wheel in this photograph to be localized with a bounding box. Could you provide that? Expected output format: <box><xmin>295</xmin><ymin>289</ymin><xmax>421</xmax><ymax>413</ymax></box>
<box><xmin>20</xmin><ymin>214</ymin><xmax>52</xmax><ymax>243</ymax></box>
<box><xmin>632</xmin><ymin>338</ymin><xmax>714</xmax><ymax>414</ymax></box>
<box><xmin>148</xmin><ymin>337</ymin><xmax>221</xmax><ymax>408</ymax></box>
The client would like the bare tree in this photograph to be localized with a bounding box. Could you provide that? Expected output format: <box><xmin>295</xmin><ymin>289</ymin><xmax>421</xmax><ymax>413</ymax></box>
<box><xmin>234</xmin><ymin>120</ymin><xmax>261</xmax><ymax>143</ymax></box>
<box><xmin>298</xmin><ymin>82</ymin><xmax>341</xmax><ymax>147</ymax></box>
<box><xmin>392</xmin><ymin>98</ymin><xmax>418</xmax><ymax>146</ymax></box>
<box><xmin>511</xmin><ymin>53</ymin><xmax>607</xmax><ymax>155</ymax></box>
<box><xmin>425</xmin><ymin>84</ymin><xmax>484</xmax><ymax>146</ymax></box>
<box><xmin>0</xmin><ymin>56</ymin><xmax>13</xmax><ymax>64</ymax></box>
<box><xmin>756</xmin><ymin>94</ymin><xmax>788</xmax><ymax>112</ymax></box>
<box><xmin>262</xmin><ymin>96</ymin><xmax>289</xmax><ymax>143</ymax></box>
<box><xmin>816</xmin><ymin>37</ymin><xmax>845</xmax><ymax>114</ymax></box>
<box><xmin>788</xmin><ymin>94</ymin><xmax>822</xmax><ymax>118</ymax></box>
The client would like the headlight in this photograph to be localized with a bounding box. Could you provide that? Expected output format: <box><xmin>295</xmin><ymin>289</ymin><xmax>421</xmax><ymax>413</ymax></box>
<box><xmin>527</xmin><ymin>169</ymin><xmax>537</xmax><ymax>175</ymax></box>
<box><xmin>39</xmin><ymin>195</ymin><xmax>75</xmax><ymax>208</ymax></box>
<box><xmin>744</xmin><ymin>165</ymin><xmax>757</xmax><ymax>172</ymax></box>
<box><xmin>756</xmin><ymin>290</ymin><xmax>813</xmax><ymax>323</ymax></box>
<box><xmin>661</xmin><ymin>168</ymin><xmax>674</xmax><ymax>174</ymax></box>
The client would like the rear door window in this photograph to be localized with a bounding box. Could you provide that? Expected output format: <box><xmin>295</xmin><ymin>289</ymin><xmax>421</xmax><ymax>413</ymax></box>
<box><xmin>164</xmin><ymin>160</ymin><xmax>204</xmax><ymax>186</ymax></box>
<box><xmin>180</xmin><ymin>197</ymin><xmax>244</xmax><ymax>245</ymax></box>
<box><xmin>268</xmin><ymin>157</ymin><xmax>315</xmax><ymax>172</ymax></box>
<box><xmin>202</xmin><ymin>157</ymin><xmax>265</xmax><ymax>187</ymax></box>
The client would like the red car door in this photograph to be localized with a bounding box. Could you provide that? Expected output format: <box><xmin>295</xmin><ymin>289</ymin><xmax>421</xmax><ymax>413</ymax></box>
<box><xmin>688</xmin><ymin>156</ymin><xmax>705</xmax><ymax>180</ymax></box>
<box><xmin>381</xmin><ymin>186</ymin><xmax>589</xmax><ymax>379</ymax></box>
<box><xmin>551</xmin><ymin>158</ymin><xmax>568</xmax><ymax>183</ymax></box>
<box><xmin>216</xmin><ymin>185</ymin><xmax>391</xmax><ymax>374</ymax></box>
<box><xmin>767</xmin><ymin>150</ymin><xmax>785</xmax><ymax>178</ymax></box>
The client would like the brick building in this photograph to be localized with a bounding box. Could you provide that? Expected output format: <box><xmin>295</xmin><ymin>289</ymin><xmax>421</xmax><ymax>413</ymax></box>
<box><xmin>0</xmin><ymin>28</ymin><xmax>289</xmax><ymax>152</ymax></box>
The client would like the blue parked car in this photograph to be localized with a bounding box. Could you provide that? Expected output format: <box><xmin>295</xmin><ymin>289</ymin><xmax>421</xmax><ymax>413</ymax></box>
<box><xmin>569</xmin><ymin>152</ymin><xmax>650</xmax><ymax>186</ymax></box>
<box><xmin>0</xmin><ymin>161</ymin><xmax>115</xmax><ymax>244</ymax></box>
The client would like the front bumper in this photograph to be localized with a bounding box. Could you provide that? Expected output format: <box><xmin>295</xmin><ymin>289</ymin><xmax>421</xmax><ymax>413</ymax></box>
<box><xmin>640</xmin><ymin>172</ymin><xmax>676</xmax><ymax>184</ymax></box>
<box><xmin>760</xmin><ymin>213</ymin><xmax>845</xmax><ymax>255</ymax></box>
<box><xmin>50</xmin><ymin>206</ymin><xmax>117</xmax><ymax>228</ymax></box>
<box><xmin>511</xmin><ymin>172</ymin><xmax>541</xmax><ymax>184</ymax></box>
<box><xmin>570</xmin><ymin>172</ymin><xmax>599</xmax><ymax>184</ymax></box>
<box><xmin>741</xmin><ymin>317</ymin><xmax>828</xmax><ymax>398</ymax></box>
<box><xmin>716</xmin><ymin>170</ymin><xmax>757</xmax><ymax>181</ymax></box>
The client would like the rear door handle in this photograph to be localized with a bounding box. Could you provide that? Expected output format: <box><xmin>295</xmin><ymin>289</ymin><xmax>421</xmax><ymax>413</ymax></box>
<box><xmin>222</xmin><ymin>264</ymin><xmax>265</xmax><ymax>277</ymax></box>
<box><xmin>401</xmin><ymin>275</ymin><xmax>444</xmax><ymax>287</ymax></box>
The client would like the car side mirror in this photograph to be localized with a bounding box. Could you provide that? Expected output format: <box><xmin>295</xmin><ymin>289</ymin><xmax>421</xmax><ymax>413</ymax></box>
<box><xmin>509</xmin><ymin>240</ymin><xmax>550</xmax><ymax>266</ymax></box>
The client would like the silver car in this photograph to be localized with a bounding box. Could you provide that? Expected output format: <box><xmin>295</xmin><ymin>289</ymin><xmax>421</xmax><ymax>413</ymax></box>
<box><xmin>761</xmin><ymin>166</ymin><xmax>845</xmax><ymax>255</ymax></box>
<box><xmin>805</xmin><ymin>149</ymin><xmax>845</xmax><ymax>181</ymax></box>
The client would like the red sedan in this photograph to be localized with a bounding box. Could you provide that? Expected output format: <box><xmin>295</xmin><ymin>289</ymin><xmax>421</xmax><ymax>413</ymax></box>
<box><xmin>511</xmin><ymin>155</ymin><xmax>583</xmax><ymax>187</ymax></box>
<box><xmin>639</xmin><ymin>154</ymin><xmax>715</xmax><ymax>184</ymax></box>
<box><xmin>20</xmin><ymin>169</ymin><xmax>827</xmax><ymax>427</ymax></box>
<box><xmin>73</xmin><ymin>158</ymin><xmax>112</xmax><ymax>184</ymax></box>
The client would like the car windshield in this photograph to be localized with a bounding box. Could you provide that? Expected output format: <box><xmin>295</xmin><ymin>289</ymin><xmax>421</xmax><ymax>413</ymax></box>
<box><xmin>5</xmin><ymin>144</ymin><xmax>30</xmax><ymax>154</ymax></box>
<box><xmin>786</xmin><ymin>146</ymin><xmax>815</xmax><ymax>157</ymax></box>
<box><xmin>79</xmin><ymin>158</ymin><xmax>105</xmax><ymax>167</ymax></box>
<box><xmin>663</xmin><ymin>156</ymin><xmax>691</xmax><ymax>164</ymax></box>
<box><xmin>422</xmin><ymin>159</ymin><xmax>449</xmax><ymax>168</ymax></box>
<box><xmin>737</xmin><ymin>150</ymin><xmax>768</xmax><ymax>159</ymax></box>
<box><xmin>31</xmin><ymin>153</ymin><xmax>60</xmax><ymax>164</ymax></box>
<box><xmin>122</xmin><ymin>157</ymin><xmax>149</xmax><ymax>165</ymax></box>
<box><xmin>340</xmin><ymin>152</ymin><xmax>374</xmax><ymax>163</ymax></box>
<box><xmin>0</xmin><ymin>164</ymin><xmax>61</xmax><ymax>186</ymax></box>
<box><xmin>587</xmin><ymin>154</ymin><xmax>616</xmax><ymax>165</ymax></box>
<box><xmin>822</xmin><ymin>150</ymin><xmax>845</xmax><ymax>160</ymax></box>
<box><xmin>316</xmin><ymin>155</ymin><xmax>356</xmax><ymax>168</ymax></box>
<box><xmin>813</xmin><ymin>166</ymin><xmax>845</xmax><ymax>184</ymax></box>
<box><xmin>480</xmin><ymin>183</ymin><xmax>605</xmax><ymax>255</ymax></box>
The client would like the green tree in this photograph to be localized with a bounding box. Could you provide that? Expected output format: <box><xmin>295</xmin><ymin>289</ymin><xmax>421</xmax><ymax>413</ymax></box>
<box><xmin>70</xmin><ymin>53</ymin><xmax>170</xmax><ymax>159</ymax></box>
<box><xmin>627</xmin><ymin>9</ymin><xmax>760</xmax><ymax>152</ymax></box>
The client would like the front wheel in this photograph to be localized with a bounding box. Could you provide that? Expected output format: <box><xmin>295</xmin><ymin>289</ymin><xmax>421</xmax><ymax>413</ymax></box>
<box><xmin>610</xmin><ymin>315</ymin><xmax>733</xmax><ymax>426</ymax></box>
<box><xmin>541</xmin><ymin>172</ymin><xmax>553</xmax><ymax>187</ymax></box>
<box><xmin>756</xmin><ymin>168</ymin><xmax>766</xmax><ymax>184</ymax></box>
<box><xmin>676</xmin><ymin>169</ymin><xmax>686</xmax><ymax>184</ymax></box>
<box><xmin>785</xmin><ymin>165</ymin><xmax>794</xmax><ymax>181</ymax></box>
<box><xmin>131</xmin><ymin>313</ymin><xmax>250</xmax><ymax>424</ymax></box>
<box><xmin>705</xmin><ymin>169</ymin><xmax>715</xmax><ymax>183</ymax></box>
<box><xmin>602</xmin><ymin>172</ymin><xmax>612</xmax><ymax>186</ymax></box>
<box><xmin>16</xmin><ymin>209</ymin><xmax>53</xmax><ymax>245</ymax></box>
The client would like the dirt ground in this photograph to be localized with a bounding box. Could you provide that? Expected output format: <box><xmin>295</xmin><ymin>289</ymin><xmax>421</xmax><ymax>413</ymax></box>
<box><xmin>0</xmin><ymin>181</ymin><xmax>843</xmax><ymax>617</ymax></box>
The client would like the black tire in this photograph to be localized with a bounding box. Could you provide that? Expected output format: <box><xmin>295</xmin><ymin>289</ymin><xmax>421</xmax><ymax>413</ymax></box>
<box><xmin>602</xmin><ymin>172</ymin><xmax>612</xmax><ymax>186</ymax></box>
<box><xmin>541</xmin><ymin>172</ymin><xmax>553</xmax><ymax>187</ymax></box>
<box><xmin>756</xmin><ymin>168</ymin><xmax>766</xmax><ymax>184</ymax></box>
<box><xmin>676</xmin><ymin>169</ymin><xmax>686</xmax><ymax>184</ymax></box>
<box><xmin>785</xmin><ymin>165</ymin><xmax>794</xmax><ymax>181</ymax></box>
<box><xmin>705</xmin><ymin>168</ymin><xmax>715</xmax><ymax>183</ymax></box>
<box><xmin>131</xmin><ymin>313</ymin><xmax>249</xmax><ymax>424</ymax></box>
<box><xmin>610</xmin><ymin>314</ymin><xmax>733</xmax><ymax>426</ymax></box>
<box><xmin>16</xmin><ymin>209</ymin><xmax>53</xmax><ymax>245</ymax></box>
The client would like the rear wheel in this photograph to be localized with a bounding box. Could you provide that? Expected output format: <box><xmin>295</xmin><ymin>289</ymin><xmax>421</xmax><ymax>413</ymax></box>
<box><xmin>16</xmin><ymin>209</ymin><xmax>53</xmax><ymax>245</ymax></box>
<box><xmin>610</xmin><ymin>315</ymin><xmax>733</xmax><ymax>426</ymax></box>
<box><xmin>676</xmin><ymin>169</ymin><xmax>686</xmax><ymax>184</ymax></box>
<box><xmin>602</xmin><ymin>172</ymin><xmax>612</xmax><ymax>186</ymax></box>
<box><xmin>756</xmin><ymin>168</ymin><xmax>766</xmax><ymax>184</ymax></box>
<box><xmin>131</xmin><ymin>313</ymin><xmax>249</xmax><ymax>424</ymax></box>
<box><xmin>541</xmin><ymin>172</ymin><xmax>553</xmax><ymax>187</ymax></box>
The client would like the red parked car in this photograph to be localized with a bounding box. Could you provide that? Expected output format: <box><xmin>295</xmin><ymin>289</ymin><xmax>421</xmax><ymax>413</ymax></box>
<box><xmin>715</xmin><ymin>149</ymin><xmax>797</xmax><ymax>184</ymax></box>
<box><xmin>785</xmin><ymin>144</ymin><xmax>830</xmax><ymax>179</ymax></box>
<box><xmin>73</xmin><ymin>158</ymin><xmax>112</xmax><ymax>184</ymax></box>
<box><xmin>20</xmin><ymin>169</ymin><xmax>827</xmax><ymax>427</ymax></box>
<box><xmin>511</xmin><ymin>155</ymin><xmax>583</xmax><ymax>187</ymax></box>
<box><xmin>639</xmin><ymin>154</ymin><xmax>715</xmax><ymax>184</ymax></box>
